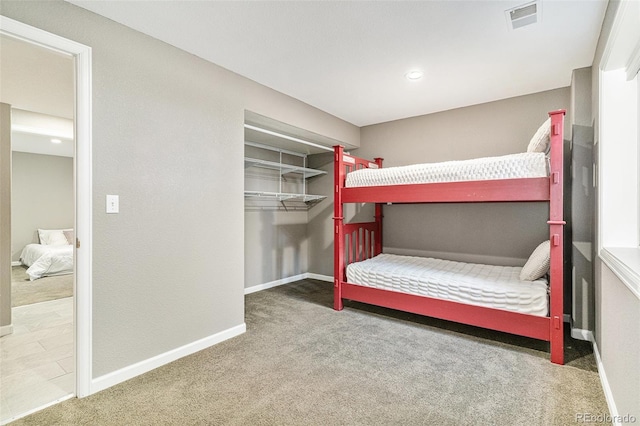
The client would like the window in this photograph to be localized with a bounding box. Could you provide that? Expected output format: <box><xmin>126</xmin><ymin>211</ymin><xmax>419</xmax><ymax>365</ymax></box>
<box><xmin>600</xmin><ymin>70</ymin><xmax>638</xmax><ymax>248</ymax></box>
<box><xmin>598</xmin><ymin>0</ymin><xmax>640</xmax><ymax>298</ymax></box>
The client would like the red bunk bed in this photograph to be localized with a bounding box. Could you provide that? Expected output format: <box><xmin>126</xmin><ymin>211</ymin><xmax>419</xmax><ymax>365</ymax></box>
<box><xmin>333</xmin><ymin>110</ymin><xmax>566</xmax><ymax>364</ymax></box>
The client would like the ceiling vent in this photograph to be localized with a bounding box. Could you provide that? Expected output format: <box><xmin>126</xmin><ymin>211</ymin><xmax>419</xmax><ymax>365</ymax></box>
<box><xmin>505</xmin><ymin>1</ymin><xmax>540</xmax><ymax>30</ymax></box>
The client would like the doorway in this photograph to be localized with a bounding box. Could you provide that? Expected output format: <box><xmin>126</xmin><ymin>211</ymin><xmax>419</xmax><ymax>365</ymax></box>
<box><xmin>0</xmin><ymin>34</ymin><xmax>75</xmax><ymax>423</ymax></box>
<box><xmin>0</xmin><ymin>16</ymin><xmax>93</xmax><ymax>422</ymax></box>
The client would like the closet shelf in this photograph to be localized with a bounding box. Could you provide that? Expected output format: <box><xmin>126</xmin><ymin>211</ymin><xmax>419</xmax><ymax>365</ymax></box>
<box><xmin>244</xmin><ymin>191</ymin><xmax>326</xmax><ymax>203</ymax></box>
<box><xmin>244</xmin><ymin>157</ymin><xmax>327</xmax><ymax>178</ymax></box>
<box><xmin>244</xmin><ymin>124</ymin><xmax>331</xmax><ymax>211</ymax></box>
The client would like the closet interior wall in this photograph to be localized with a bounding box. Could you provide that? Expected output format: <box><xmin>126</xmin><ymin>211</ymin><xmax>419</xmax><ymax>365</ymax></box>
<box><xmin>244</xmin><ymin>210</ymin><xmax>309</xmax><ymax>289</ymax></box>
<box><xmin>243</xmin><ymin>126</ymin><xmax>336</xmax><ymax>290</ymax></box>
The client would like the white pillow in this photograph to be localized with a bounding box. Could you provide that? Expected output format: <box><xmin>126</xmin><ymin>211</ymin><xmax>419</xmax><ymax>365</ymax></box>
<box><xmin>527</xmin><ymin>118</ymin><xmax>551</xmax><ymax>153</ymax></box>
<box><xmin>38</xmin><ymin>229</ymin><xmax>72</xmax><ymax>246</ymax></box>
<box><xmin>520</xmin><ymin>240</ymin><xmax>550</xmax><ymax>281</ymax></box>
<box><xmin>63</xmin><ymin>229</ymin><xmax>74</xmax><ymax>245</ymax></box>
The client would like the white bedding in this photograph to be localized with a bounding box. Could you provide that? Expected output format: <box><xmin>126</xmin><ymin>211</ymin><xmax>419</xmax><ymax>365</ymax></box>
<box><xmin>346</xmin><ymin>253</ymin><xmax>548</xmax><ymax>316</ymax></box>
<box><xmin>20</xmin><ymin>244</ymin><xmax>73</xmax><ymax>281</ymax></box>
<box><xmin>345</xmin><ymin>152</ymin><xmax>548</xmax><ymax>187</ymax></box>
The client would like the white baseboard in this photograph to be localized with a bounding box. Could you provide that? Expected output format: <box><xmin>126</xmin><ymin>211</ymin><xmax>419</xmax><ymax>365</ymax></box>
<box><xmin>90</xmin><ymin>323</ymin><xmax>246</xmax><ymax>395</ymax></box>
<box><xmin>11</xmin><ymin>261</ymin><xmax>21</xmax><ymax>267</ymax></box>
<box><xmin>566</xmin><ymin>314</ymin><xmax>594</xmax><ymax>342</ymax></box>
<box><xmin>0</xmin><ymin>324</ymin><xmax>13</xmax><ymax>337</ymax></box>
<box><xmin>244</xmin><ymin>274</ymin><xmax>307</xmax><ymax>295</ymax></box>
<box><xmin>570</xmin><ymin>327</ymin><xmax>594</xmax><ymax>342</ymax></box>
<box><xmin>306</xmin><ymin>273</ymin><xmax>332</xmax><ymax>282</ymax></box>
<box><xmin>244</xmin><ymin>273</ymin><xmax>333</xmax><ymax>295</ymax></box>
<box><xmin>592</xmin><ymin>339</ymin><xmax>621</xmax><ymax>426</ymax></box>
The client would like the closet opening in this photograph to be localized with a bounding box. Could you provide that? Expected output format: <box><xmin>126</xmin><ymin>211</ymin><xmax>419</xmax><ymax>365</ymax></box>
<box><xmin>243</xmin><ymin>111</ymin><xmax>341</xmax><ymax>295</ymax></box>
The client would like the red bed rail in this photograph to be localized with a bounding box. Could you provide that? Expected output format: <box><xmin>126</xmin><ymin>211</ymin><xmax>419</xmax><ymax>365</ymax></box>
<box><xmin>343</xmin><ymin>222</ymin><xmax>379</xmax><ymax>266</ymax></box>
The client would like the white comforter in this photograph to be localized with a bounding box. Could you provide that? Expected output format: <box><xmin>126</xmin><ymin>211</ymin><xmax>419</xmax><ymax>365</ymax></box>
<box><xmin>20</xmin><ymin>244</ymin><xmax>73</xmax><ymax>281</ymax></box>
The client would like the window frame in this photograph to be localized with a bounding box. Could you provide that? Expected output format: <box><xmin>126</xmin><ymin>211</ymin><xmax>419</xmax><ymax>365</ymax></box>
<box><xmin>598</xmin><ymin>0</ymin><xmax>640</xmax><ymax>300</ymax></box>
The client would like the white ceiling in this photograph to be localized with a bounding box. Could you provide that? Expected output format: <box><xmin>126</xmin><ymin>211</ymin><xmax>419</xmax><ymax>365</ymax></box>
<box><xmin>68</xmin><ymin>1</ymin><xmax>607</xmax><ymax>127</ymax></box>
<box><xmin>0</xmin><ymin>35</ymin><xmax>75</xmax><ymax>157</ymax></box>
<box><xmin>10</xmin><ymin>109</ymin><xmax>75</xmax><ymax>157</ymax></box>
<box><xmin>0</xmin><ymin>35</ymin><xmax>74</xmax><ymax>119</ymax></box>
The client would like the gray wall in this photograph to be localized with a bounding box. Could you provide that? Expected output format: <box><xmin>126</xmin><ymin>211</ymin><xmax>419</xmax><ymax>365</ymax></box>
<box><xmin>1</xmin><ymin>1</ymin><xmax>358</xmax><ymax>378</ymax></box>
<box><xmin>572</xmin><ymin>67</ymin><xmax>593</xmax><ymax>128</ymax></box>
<box><xmin>310</xmin><ymin>89</ymin><xmax>570</xmax><ymax>275</ymax></box>
<box><xmin>307</xmin><ymin>152</ymin><xmax>335</xmax><ymax>277</ymax></box>
<box><xmin>570</xmin><ymin>67</ymin><xmax>595</xmax><ymax>333</ymax></box>
<box><xmin>591</xmin><ymin>0</ymin><xmax>640</xmax><ymax>420</ymax></box>
<box><xmin>244</xmin><ymin>211</ymin><xmax>309</xmax><ymax>288</ymax></box>
<box><xmin>0</xmin><ymin>103</ymin><xmax>11</xmax><ymax>333</ymax></box>
<box><xmin>570</xmin><ymin>125</ymin><xmax>594</xmax><ymax>332</ymax></box>
<box><xmin>11</xmin><ymin>152</ymin><xmax>74</xmax><ymax>261</ymax></box>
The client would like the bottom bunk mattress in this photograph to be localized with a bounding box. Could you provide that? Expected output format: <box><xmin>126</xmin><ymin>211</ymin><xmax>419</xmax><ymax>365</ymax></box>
<box><xmin>20</xmin><ymin>243</ymin><xmax>74</xmax><ymax>281</ymax></box>
<box><xmin>345</xmin><ymin>253</ymin><xmax>548</xmax><ymax>317</ymax></box>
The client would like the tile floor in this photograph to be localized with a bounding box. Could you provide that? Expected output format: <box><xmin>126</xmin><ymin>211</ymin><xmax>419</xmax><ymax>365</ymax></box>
<box><xmin>0</xmin><ymin>297</ymin><xmax>74</xmax><ymax>424</ymax></box>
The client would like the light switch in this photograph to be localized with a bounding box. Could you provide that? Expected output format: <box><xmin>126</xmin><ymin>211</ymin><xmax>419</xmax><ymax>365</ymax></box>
<box><xmin>106</xmin><ymin>195</ymin><xmax>119</xmax><ymax>214</ymax></box>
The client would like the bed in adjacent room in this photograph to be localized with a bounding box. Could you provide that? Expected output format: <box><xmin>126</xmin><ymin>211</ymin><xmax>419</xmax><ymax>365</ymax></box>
<box><xmin>19</xmin><ymin>228</ymin><xmax>74</xmax><ymax>280</ymax></box>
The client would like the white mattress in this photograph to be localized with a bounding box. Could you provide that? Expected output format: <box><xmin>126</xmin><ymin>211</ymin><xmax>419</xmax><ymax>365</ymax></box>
<box><xmin>346</xmin><ymin>254</ymin><xmax>548</xmax><ymax>316</ymax></box>
<box><xmin>345</xmin><ymin>152</ymin><xmax>548</xmax><ymax>187</ymax></box>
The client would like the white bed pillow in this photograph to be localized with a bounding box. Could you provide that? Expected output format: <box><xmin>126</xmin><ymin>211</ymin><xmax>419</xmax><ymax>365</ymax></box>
<box><xmin>63</xmin><ymin>229</ymin><xmax>74</xmax><ymax>245</ymax></box>
<box><xmin>38</xmin><ymin>229</ymin><xmax>71</xmax><ymax>246</ymax></box>
<box><xmin>520</xmin><ymin>240</ymin><xmax>550</xmax><ymax>281</ymax></box>
<box><xmin>527</xmin><ymin>118</ymin><xmax>551</xmax><ymax>153</ymax></box>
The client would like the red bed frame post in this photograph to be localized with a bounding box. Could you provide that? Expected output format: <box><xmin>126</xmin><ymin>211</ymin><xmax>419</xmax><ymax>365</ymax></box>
<box><xmin>548</xmin><ymin>110</ymin><xmax>566</xmax><ymax>365</ymax></box>
<box><xmin>333</xmin><ymin>146</ymin><xmax>345</xmax><ymax>310</ymax></box>
<box><xmin>374</xmin><ymin>157</ymin><xmax>384</xmax><ymax>255</ymax></box>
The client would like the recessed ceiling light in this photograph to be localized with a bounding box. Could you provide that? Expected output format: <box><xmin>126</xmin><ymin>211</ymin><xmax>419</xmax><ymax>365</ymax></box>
<box><xmin>405</xmin><ymin>70</ymin><xmax>424</xmax><ymax>81</ymax></box>
<box><xmin>51</xmin><ymin>138</ymin><xmax>62</xmax><ymax>144</ymax></box>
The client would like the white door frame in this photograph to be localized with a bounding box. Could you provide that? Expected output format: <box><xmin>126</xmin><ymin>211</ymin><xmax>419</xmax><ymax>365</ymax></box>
<box><xmin>0</xmin><ymin>16</ymin><xmax>93</xmax><ymax>398</ymax></box>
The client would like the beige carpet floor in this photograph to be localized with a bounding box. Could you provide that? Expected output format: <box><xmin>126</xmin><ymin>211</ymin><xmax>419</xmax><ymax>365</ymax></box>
<box><xmin>13</xmin><ymin>279</ymin><xmax>609</xmax><ymax>425</ymax></box>
<box><xmin>11</xmin><ymin>266</ymin><xmax>73</xmax><ymax>307</ymax></box>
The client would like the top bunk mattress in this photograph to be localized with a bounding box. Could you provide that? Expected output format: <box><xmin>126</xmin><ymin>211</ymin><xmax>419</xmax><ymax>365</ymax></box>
<box><xmin>346</xmin><ymin>253</ymin><xmax>548</xmax><ymax>316</ymax></box>
<box><xmin>345</xmin><ymin>152</ymin><xmax>548</xmax><ymax>188</ymax></box>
